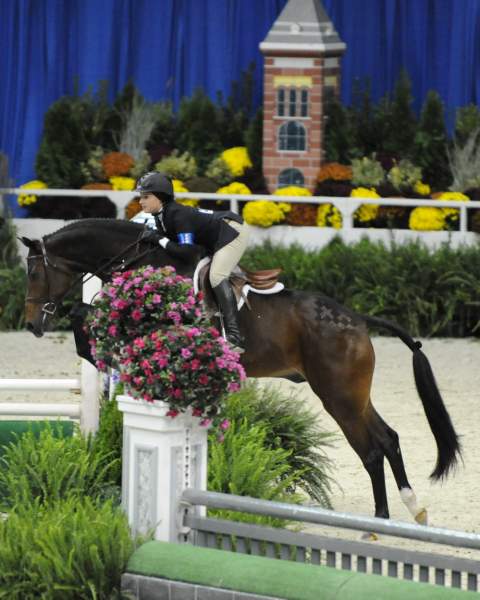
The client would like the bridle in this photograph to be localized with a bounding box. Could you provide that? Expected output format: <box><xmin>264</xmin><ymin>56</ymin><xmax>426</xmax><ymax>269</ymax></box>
<box><xmin>26</xmin><ymin>234</ymin><xmax>155</xmax><ymax>327</ymax></box>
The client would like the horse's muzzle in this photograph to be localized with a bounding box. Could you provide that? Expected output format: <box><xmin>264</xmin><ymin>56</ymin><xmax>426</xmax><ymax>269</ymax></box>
<box><xmin>26</xmin><ymin>321</ymin><xmax>44</xmax><ymax>338</ymax></box>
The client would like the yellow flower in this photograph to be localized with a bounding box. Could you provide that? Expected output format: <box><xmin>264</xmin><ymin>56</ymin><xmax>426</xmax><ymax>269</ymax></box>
<box><xmin>409</xmin><ymin>207</ymin><xmax>446</xmax><ymax>231</ymax></box>
<box><xmin>435</xmin><ymin>191</ymin><xmax>469</xmax><ymax>222</ymax></box>
<box><xmin>18</xmin><ymin>180</ymin><xmax>47</xmax><ymax>206</ymax></box>
<box><xmin>414</xmin><ymin>181</ymin><xmax>431</xmax><ymax>196</ymax></box>
<box><xmin>242</xmin><ymin>201</ymin><xmax>289</xmax><ymax>228</ymax></box>
<box><xmin>350</xmin><ymin>187</ymin><xmax>379</xmax><ymax>223</ymax></box>
<box><xmin>216</xmin><ymin>182</ymin><xmax>252</xmax><ymax>195</ymax></box>
<box><xmin>221</xmin><ymin>147</ymin><xmax>252</xmax><ymax>177</ymax></box>
<box><xmin>109</xmin><ymin>176</ymin><xmax>135</xmax><ymax>191</ymax></box>
<box><xmin>173</xmin><ymin>179</ymin><xmax>198</xmax><ymax>207</ymax></box>
<box><xmin>316</xmin><ymin>204</ymin><xmax>342</xmax><ymax>228</ymax></box>
<box><xmin>273</xmin><ymin>186</ymin><xmax>311</xmax><ymax>216</ymax></box>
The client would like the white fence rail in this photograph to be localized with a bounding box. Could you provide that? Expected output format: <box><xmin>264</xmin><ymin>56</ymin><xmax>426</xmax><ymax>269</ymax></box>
<box><xmin>0</xmin><ymin>276</ymin><xmax>102</xmax><ymax>432</ymax></box>
<box><xmin>2</xmin><ymin>187</ymin><xmax>480</xmax><ymax>233</ymax></box>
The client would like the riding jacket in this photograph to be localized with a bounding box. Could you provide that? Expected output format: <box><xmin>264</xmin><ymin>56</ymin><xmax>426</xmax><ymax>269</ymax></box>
<box><xmin>152</xmin><ymin>201</ymin><xmax>243</xmax><ymax>262</ymax></box>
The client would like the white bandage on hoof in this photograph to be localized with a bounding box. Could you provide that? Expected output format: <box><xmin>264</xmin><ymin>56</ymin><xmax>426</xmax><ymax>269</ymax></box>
<box><xmin>400</xmin><ymin>487</ymin><xmax>428</xmax><ymax>524</ymax></box>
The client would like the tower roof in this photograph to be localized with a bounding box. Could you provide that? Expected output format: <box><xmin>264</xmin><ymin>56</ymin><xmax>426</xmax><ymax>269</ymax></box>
<box><xmin>260</xmin><ymin>0</ymin><xmax>346</xmax><ymax>56</ymax></box>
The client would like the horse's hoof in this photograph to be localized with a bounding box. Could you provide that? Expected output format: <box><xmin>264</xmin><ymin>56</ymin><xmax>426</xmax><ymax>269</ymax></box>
<box><xmin>415</xmin><ymin>508</ymin><xmax>428</xmax><ymax>525</ymax></box>
<box><xmin>361</xmin><ymin>532</ymin><xmax>379</xmax><ymax>542</ymax></box>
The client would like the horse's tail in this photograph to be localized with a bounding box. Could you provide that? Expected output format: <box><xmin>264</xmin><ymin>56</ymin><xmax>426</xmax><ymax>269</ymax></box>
<box><xmin>362</xmin><ymin>314</ymin><xmax>461</xmax><ymax>480</ymax></box>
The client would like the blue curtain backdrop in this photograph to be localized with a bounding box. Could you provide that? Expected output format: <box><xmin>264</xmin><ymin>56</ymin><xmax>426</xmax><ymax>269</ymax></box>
<box><xmin>1</xmin><ymin>0</ymin><xmax>479</xmax><ymax>212</ymax></box>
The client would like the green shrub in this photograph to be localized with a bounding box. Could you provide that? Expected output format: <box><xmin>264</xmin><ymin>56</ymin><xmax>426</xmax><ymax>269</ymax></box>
<box><xmin>242</xmin><ymin>239</ymin><xmax>480</xmax><ymax>337</ymax></box>
<box><xmin>448</xmin><ymin>127</ymin><xmax>480</xmax><ymax>192</ymax></box>
<box><xmin>0</xmin><ymin>423</ymin><xmax>118</xmax><ymax>509</ymax></box>
<box><xmin>154</xmin><ymin>149</ymin><xmax>197</xmax><ymax>180</ymax></box>
<box><xmin>208</xmin><ymin>418</ymin><xmax>302</xmax><ymax>527</ymax></box>
<box><xmin>0</xmin><ymin>497</ymin><xmax>136</xmax><ymax>600</ymax></box>
<box><xmin>218</xmin><ymin>382</ymin><xmax>336</xmax><ymax>507</ymax></box>
<box><xmin>92</xmin><ymin>395</ymin><xmax>124</xmax><ymax>490</ymax></box>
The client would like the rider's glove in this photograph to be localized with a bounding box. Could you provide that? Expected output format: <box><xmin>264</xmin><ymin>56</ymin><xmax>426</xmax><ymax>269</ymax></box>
<box><xmin>140</xmin><ymin>229</ymin><xmax>161</xmax><ymax>243</ymax></box>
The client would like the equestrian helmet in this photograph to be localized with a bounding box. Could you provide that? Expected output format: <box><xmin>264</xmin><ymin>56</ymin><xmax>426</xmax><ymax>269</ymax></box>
<box><xmin>135</xmin><ymin>172</ymin><xmax>174</xmax><ymax>200</ymax></box>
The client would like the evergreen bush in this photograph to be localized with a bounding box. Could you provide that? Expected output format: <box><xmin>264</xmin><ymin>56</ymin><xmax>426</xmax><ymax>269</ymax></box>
<box><xmin>382</xmin><ymin>70</ymin><xmax>417</xmax><ymax>158</ymax></box>
<box><xmin>0</xmin><ymin>217</ymin><xmax>26</xmax><ymax>330</ymax></box>
<box><xmin>0</xmin><ymin>423</ymin><xmax>118</xmax><ymax>509</ymax></box>
<box><xmin>242</xmin><ymin>239</ymin><xmax>480</xmax><ymax>337</ymax></box>
<box><xmin>0</xmin><ymin>497</ymin><xmax>136</xmax><ymax>599</ymax></box>
<box><xmin>413</xmin><ymin>91</ymin><xmax>451</xmax><ymax>190</ymax></box>
<box><xmin>218</xmin><ymin>382</ymin><xmax>336</xmax><ymax>506</ymax></box>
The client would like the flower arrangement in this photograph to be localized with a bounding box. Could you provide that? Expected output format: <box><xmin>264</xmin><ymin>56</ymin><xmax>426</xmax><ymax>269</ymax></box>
<box><xmin>205</xmin><ymin>156</ymin><xmax>233</xmax><ymax>185</ymax></box>
<box><xmin>220</xmin><ymin>147</ymin><xmax>252</xmax><ymax>177</ymax></box>
<box><xmin>242</xmin><ymin>201</ymin><xmax>291</xmax><ymax>228</ymax></box>
<box><xmin>284</xmin><ymin>204</ymin><xmax>318</xmax><ymax>226</ymax></box>
<box><xmin>317</xmin><ymin>162</ymin><xmax>352</xmax><ymax>183</ymax></box>
<box><xmin>154</xmin><ymin>150</ymin><xmax>198</xmax><ymax>180</ymax></box>
<box><xmin>316</xmin><ymin>204</ymin><xmax>342</xmax><ymax>228</ymax></box>
<box><xmin>86</xmin><ymin>265</ymin><xmax>245</xmax><ymax>418</ymax></box>
<box><xmin>109</xmin><ymin>176</ymin><xmax>136</xmax><ymax>191</ymax></box>
<box><xmin>387</xmin><ymin>159</ymin><xmax>422</xmax><ymax>192</ymax></box>
<box><xmin>101</xmin><ymin>152</ymin><xmax>135</xmax><ymax>178</ymax></box>
<box><xmin>173</xmin><ymin>178</ymin><xmax>198</xmax><ymax>207</ymax></box>
<box><xmin>120</xmin><ymin>325</ymin><xmax>245</xmax><ymax>418</ymax></box>
<box><xmin>413</xmin><ymin>181</ymin><xmax>431</xmax><ymax>196</ymax></box>
<box><xmin>216</xmin><ymin>182</ymin><xmax>252</xmax><ymax>196</ymax></box>
<box><xmin>351</xmin><ymin>187</ymin><xmax>380</xmax><ymax>223</ymax></box>
<box><xmin>17</xmin><ymin>180</ymin><xmax>47</xmax><ymax>206</ymax></box>
<box><xmin>351</xmin><ymin>157</ymin><xmax>385</xmax><ymax>188</ymax></box>
<box><xmin>408</xmin><ymin>192</ymin><xmax>469</xmax><ymax>231</ymax></box>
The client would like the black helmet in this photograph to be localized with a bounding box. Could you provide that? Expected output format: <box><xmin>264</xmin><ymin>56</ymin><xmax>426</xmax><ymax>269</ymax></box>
<box><xmin>135</xmin><ymin>172</ymin><xmax>174</xmax><ymax>199</ymax></box>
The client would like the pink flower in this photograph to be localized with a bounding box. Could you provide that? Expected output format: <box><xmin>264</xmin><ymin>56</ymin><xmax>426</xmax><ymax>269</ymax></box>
<box><xmin>152</xmin><ymin>294</ymin><xmax>162</xmax><ymax>304</ymax></box>
<box><xmin>110</xmin><ymin>310</ymin><xmax>120</xmax><ymax>320</ymax></box>
<box><xmin>107</xmin><ymin>325</ymin><xmax>118</xmax><ymax>336</ymax></box>
<box><xmin>190</xmin><ymin>359</ymin><xmax>201</xmax><ymax>371</ymax></box>
<box><xmin>112</xmin><ymin>298</ymin><xmax>128</xmax><ymax>310</ymax></box>
<box><xmin>166</xmin><ymin>409</ymin><xmax>179</xmax><ymax>418</ymax></box>
<box><xmin>200</xmin><ymin>418</ymin><xmax>212</xmax><ymax>427</ymax></box>
<box><xmin>227</xmin><ymin>382</ymin><xmax>241</xmax><ymax>393</ymax></box>
<box><xmin>192</xmin><ymin>408</ymin><xmax>203</xmax><ymax>417</ymax></box>
<box><xmin>198</xmin><ymin>374</ymin><xmax>209</xmax><ymax>385</ymax></box>
<box><xmin>217</xmin><ymin>433</ymin><xmax>225</xmax><ymax>443</ymax></box>
<box><xmin>131</xmin><ymin>309</ymin><xmax>142</xmax><ymax>321</ymax></box>
<box><xmin>112</xmin><ymin>276</ymin><xmax>124</xmax><ymax>285</ymax></box>
<box><xmin>96</xmin><ymin>359</ymin><xmax>107</xmax><ymax>370</ymax></box>
<box><xmin>220</xmin><ymin>419</ymin><xmax>230</xmax><ymax>431</ymax></box>
<box><xmin>186</xmin><ymin>327</ymin><xmax>201</xmax><ymax>338</ymax></box>
<box><xmin>169</xmin><ymin>373</ymin><xmax>177</xmax><ymax>382</ymax></box>
<box><xmin>133</xmin><ymin>337</ymin><xmax>145</xmax><ymax>348</ymax></box>
<box><xmin>181</xmin><ymin>348</ymin><xmax>192</xmax><ymax>359</ymax></box>
<box><xmin>171</xmin><ymin>388</ymin><xmax>183</xmax><ymax>398</ymax></box>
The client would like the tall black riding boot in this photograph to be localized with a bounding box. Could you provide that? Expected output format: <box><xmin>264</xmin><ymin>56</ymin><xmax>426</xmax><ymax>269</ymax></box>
<box><xmin>212</xmin><ymin>280</ymin><xmax>245</xmax><ymax>353</ymax></box>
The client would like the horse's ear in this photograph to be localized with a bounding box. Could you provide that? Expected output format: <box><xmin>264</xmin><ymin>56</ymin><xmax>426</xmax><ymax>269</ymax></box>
<box><xmin>18</xmin><ymin>236</ymin><xmax>35</xmax><ymax>248</ymax></box>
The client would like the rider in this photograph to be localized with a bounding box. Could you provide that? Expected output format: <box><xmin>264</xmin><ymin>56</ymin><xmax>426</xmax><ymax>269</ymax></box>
<box><xmin>135</xmin><ymin>171</ymin><xmax>249</xmax><ymax>353</ymax></box>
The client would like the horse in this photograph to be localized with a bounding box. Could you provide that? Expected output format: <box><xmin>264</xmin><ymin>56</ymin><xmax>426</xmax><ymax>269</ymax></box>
<box><xmin>20</xmin><ymin>218</ymin><xmax>461</xmax><ymax>523</ymax></box>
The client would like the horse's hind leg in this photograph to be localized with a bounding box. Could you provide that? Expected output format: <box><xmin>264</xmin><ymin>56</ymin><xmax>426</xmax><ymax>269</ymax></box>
<box><xmin>370</xmin><ymin>410</ymin><xmax>428</xmax><ymax>524</ymax></box>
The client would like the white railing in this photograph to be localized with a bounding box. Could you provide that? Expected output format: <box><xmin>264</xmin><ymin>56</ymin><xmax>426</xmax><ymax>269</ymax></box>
<box><xmin>0</xmin><ymin>277</ymin><xmax>102</xmax><ymax>433</ymax></box>
<box><xmin>1</xmin><ymin>187</ymin><xmax>480</xmax><ymax>233</ymax></box>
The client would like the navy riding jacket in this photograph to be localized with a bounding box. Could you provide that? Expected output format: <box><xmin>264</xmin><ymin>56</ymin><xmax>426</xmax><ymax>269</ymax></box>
<box><xmin>153</xmin><ymin>202</ymin><xmax>243</xmax><ymax>262</ymax></box>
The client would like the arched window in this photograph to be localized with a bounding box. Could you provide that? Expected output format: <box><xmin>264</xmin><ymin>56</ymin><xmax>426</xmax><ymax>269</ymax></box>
<box><xmin>278</xmin><ymin>121</ymin><xmax>306</xmax><ymax>151</ymax></box>
<box><xmin>278</xmin><ymin>168</ymin><xmax>305</xmax><ymax>188</ymax></box>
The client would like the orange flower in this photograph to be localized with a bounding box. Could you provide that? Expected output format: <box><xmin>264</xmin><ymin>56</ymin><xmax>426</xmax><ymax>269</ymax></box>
<box><xmin>101</xmin><ymin>152</ymin><xmax>134</xmax><ymax>178</ymax></box>
<box><xmin>317</xmin><ymin>162</ymin><xmax>352</xmax><ymax>183</ymax></box>
<box><xmin>81</xmin><ymin>182</ymin><xmax>113</xmax><ymax>190</ymax></box>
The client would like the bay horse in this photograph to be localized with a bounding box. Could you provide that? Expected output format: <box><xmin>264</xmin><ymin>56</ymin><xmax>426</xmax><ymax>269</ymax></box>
<box><xmin>20</xmin><ymin>218</ymin><xmax>461</xmax><ymax>522</ymax></box>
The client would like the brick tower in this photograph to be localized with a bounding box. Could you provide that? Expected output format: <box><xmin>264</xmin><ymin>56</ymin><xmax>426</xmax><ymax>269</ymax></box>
<box><xmin>260</xmin><ymin>0</ymin><xmax>346</xmax><ymax>191</ymax></box>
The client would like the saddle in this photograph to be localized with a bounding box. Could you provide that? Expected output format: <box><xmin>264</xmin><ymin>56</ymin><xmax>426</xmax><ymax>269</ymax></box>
<box><xmin>194</xmin><ymin>258</ymin><xmax>283</xmax><ymax>311</ymax></box>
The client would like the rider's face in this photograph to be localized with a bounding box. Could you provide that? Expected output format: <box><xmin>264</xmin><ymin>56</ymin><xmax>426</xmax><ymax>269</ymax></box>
<box><xmin>139</xmin><ymin>193</ymin><xmax>163</xmax><ymax>213</ymax></box>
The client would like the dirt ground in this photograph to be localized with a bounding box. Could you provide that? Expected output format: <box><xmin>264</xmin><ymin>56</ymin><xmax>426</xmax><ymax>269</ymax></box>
<box><xmin>1</xmin><ymin>331</ymin><xmax>479</xmax><ymax>558</ymax></box>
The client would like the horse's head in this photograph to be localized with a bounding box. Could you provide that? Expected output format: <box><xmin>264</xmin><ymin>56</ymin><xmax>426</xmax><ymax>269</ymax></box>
<box><xmin>20</xmin><ymin>236</ymin><xmax>76</xmax><ymax>337</ymax></box>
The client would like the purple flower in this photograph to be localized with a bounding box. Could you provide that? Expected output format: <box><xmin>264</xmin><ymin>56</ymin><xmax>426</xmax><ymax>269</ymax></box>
<box><xmin>220</xmin><ymin>419</ymin><xmax>231</xmax><ymax>431</ymax></box>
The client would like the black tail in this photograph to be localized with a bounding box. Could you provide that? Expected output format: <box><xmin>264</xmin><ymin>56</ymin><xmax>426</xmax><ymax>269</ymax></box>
<box><xmin>362</xmin><ymin>315</ymin><xmax>461</xmax><ymax>480</ymax></box>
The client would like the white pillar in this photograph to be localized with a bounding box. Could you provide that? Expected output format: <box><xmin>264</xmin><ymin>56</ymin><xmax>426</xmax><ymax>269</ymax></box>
<box><xmin>80</xmin><ymin>275</ymin><xmax>102</xmax><ymax>434</ymax></box>
<box><xmin>117</xmin><ymin>394</ymin><xmax>209</xmax><ymax>542</ymax></box>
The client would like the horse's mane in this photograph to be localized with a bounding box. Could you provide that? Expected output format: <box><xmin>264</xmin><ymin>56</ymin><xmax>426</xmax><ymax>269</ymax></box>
<box><xmin>45</xmin><ymin>218</ymin><xmax>143</xmax><ymax>241</ymax></box>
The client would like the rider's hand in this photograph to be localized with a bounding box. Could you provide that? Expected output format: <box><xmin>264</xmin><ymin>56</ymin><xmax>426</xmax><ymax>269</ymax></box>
<box><xmin>140</xmin><ymin>229</ymin><xmax>161</xmax><ymax>244</ymax></box>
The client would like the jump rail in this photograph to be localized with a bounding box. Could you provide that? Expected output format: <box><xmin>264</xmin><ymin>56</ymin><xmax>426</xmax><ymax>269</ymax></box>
<box><xmin>0</xmin><ymin>277</ymin><xmax>102</xmax><ymax>432</ymax></box>
<box><xmin>181</xmin><ymin>489</ymin><xmax>480</xmax><ymax>592</ymax></box>
<box><xmin>2</xmin><ymin>187</ymin><xmax>480</xmax><ymax>233</ymax></box>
